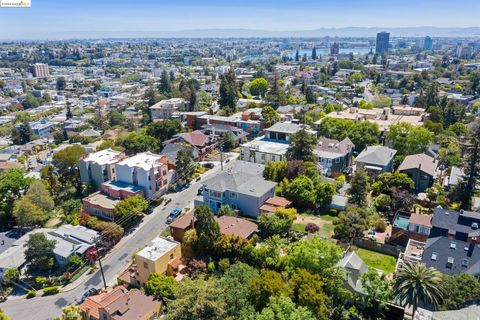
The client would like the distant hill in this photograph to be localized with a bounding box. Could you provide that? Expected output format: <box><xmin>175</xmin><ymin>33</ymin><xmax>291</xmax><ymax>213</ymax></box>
<box><xmin>3</xmin><ymin>26</ymin><xmax>480</xmax><ymax>40</ymax></box>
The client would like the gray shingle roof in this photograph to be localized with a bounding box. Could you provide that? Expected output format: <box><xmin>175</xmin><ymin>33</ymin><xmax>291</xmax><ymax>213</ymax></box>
<box><xmin>355</xmin><ymin>145</ymin><xmax>397</xmax><ymax>167</ymax></box>
<box><xmin>398</xmin><ymin>153</ymin><xmax>438</xmax><ymax>177</ymax></box>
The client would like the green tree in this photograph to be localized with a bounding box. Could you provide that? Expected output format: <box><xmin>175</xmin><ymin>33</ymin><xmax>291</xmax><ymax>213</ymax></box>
<box><xmin>13</xmin><ymin>197</ymin><xmax>48</xmax><ymax>227</ymax></box>
<box><xmin>158</xmin><ymin>70</ymin><xmax>172</xmax><ymax>97</ymax></box>
<box><xmin>315</xmin><ymin>182</ymin><xmax>336</xmax><ymax>208</ymax></box>
<box><xmin>258</xmin><ymin>208</ymin><xmax>296</xmax><ymax>237</ymax></box>
<box><xmin>305</xmin><ymin>87</ymin><xmax>316</xmax><ymax>104</ymax></box>
<box><xmin>217</xmin><ymin>204</ymin><xmax>237</xmax><ymax>217</ymax></box>
<box><xmin>317</xmin><ymin>118</ymin><xmax>354</xmax><ymax>140</ymax></box>
<box><xmin>221</xmin><ymin>132</ymin><xmax>235</xmax><ymax>152</ymax></box>
<box><xmin>261</xmin><ymin>106</ymin><xmax>280</xmax><ymax>127</ymax></box>
<box><xmin>256</xmin><ymin>296</ymin><xmax>316</xmax><ymax>320</ymax></box>
<box><xmin>114</xmin><ymin>196</ymin><xmax>148</xmax><ymax>226</ymax></box>
<box><xmin>250</xmin><ymin>78</ymin><xmax>269</xmax><ymax>97</ymax></box>
<box><xmin>438</xmin><ymin>273</ymin><xmax>480</xmax><ymax>310</ymax></box>
<box><xmin>373</xmin><ymin>172</ymin><xmax>414</xmax><ymax>194</ymax></box>
<box><xmin>2</xmin><ymin>268</ymin><xmax>19</xmax><ymax>287</ymax></box>
<box><xmin>25</xmin><ymin>180</ymin><xmax>54</xmax><ymax>212</ymax></box>
<box><xmin>394</xmin><ymin>262</ymin><xmax>445</xmax><ymax>319</ymax></box>
<box><xmin>108</xmin><ymin>110</ymin><xmax>126</xmax><ymax>127</ymax></box>
<box><xmin>249</xmin><ymin>270</ymin><xmax>290</xmax><ymax>310</ymax></box>
<box><xmin>218</xmin><ymin>262</ymin><xmax>259</xmax><ymax>319</ymax></box>
<box><xmin>56</xmin><ymin>77</ymin><xmax>67</xmax><ymax>90</ymax></box>
<box><xmin>175</xmin><ymin>148</ymin><xmax>195</xmax><ymax>183</ymax></box>
<box><xmin>284</xmin><ymin>236</ymin><xmax>342</xmax><ymax>276</ymax></box>
<box><xmin>285</xmin><ymin>176</ymin><xmax>316</xmax><ymax>207</ymax></box>
<box><xmin>461</xmin><ymin>120</ymin><xmax>480</xmax><ymax>208</ymax></box>
<box><xmin>287</xmin><ymin>128</ymin><xmax>317</xmax><ymax>162</ymax></box>
<box><xmin>289</xmin><ymin>269</ymin><xmax>329</xmax><ymax>319</ymax></box>
<box><xmin>347</xmin><ymin>169</ymin><xmax>369</xmax><ymax>206</ymax></box>
<box><xmin>52</xmin><ymin>145</ymin><xmax>86</xmax><ymax>181</ymax></box>
<box><xmin>360</xmin><ymin>268</ymin><xmax>393</xmax><ymax>317</ymax></box>
<box><xmin>145</xmin><ymin>273</ymin><xmax>177</xmax><ymax>300</ymax></box>
<box><xmin>371</xmin><ymin>95</ymin><xmax>391</xmax><ymax>108</ymax></box>
<box><xmin>0</xmin><ymin>169</ymin><xmax>33</xmax><ymax>227</ymax></box>
<box><xmin>266</xmin><ymin>73</ymin><xmax>288</xmax><ymax>108</ymax></box>
<box><xmin>194</xmin><ymin>205</ymin><xmax>221</xmax><ymax>254</ymax></box>
<box><xmin>348</xmin><ymin>122</ymin><xmax>380</xmax><ymax>151</ymax></box>
<box><xmin>24</xmin><ymin>233</ymin><xmax>56</xmax><ymax>271</ymax></box>
<box><xmin>219</xmin><ymin>68</ymin><xmax>238</xmax><ymax>113</ymax></box>
<box><xmin>117</xmin><ymin>131</ymin><xmax>159</xmax><ymax>155</ymax></box>
<box><xmin>22</xmin><ymin>93</ymin><xmax>40</xmax><ymax>109</ymax></box>
<box><xmin>387</xmin><ymin>122</ymin><xmax>434</xmax><ymax>156</ymax></box>
<box><xmin>0</xmin><ymin>309</ymin><xmax>9</xmax><ymax>320</ymax></box>
<box><xmin>12</xmin><ymin>121</ymin><xmax>35</xmax><ymax>145</ymax></box>
<box><xmin>145</xmin><ymin>119</ymin><xmax>182</xmax><ymax>142</ymax></box>
<box><xmin>166</xmin><ymin>277</ymin><xmax>227</xmax><ymax>320</ymax></box>
<box><xmin>264</xmin><ymin>160</ymin><xmax>287</xmax><ymax>182</ymax></box>
<box><xmin>54</xmin><ymin>304</ymin><xmax>82</xmax><ymax>320</ymax></box>
<box><xmin>333</xmin><ymin>205</ymin><xmax>370</xmax><ymax>243</ymax></box>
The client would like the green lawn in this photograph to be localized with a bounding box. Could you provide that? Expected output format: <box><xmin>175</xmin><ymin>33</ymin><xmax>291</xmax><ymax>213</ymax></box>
<box><xmin>356</xmin><ymin>248</ymin><xmax>397</xmax><ymax>273</ymax></box>
<box><xmin>292</xmin><ymin>223</ymin><xmax>306</xmax><ymax>233</ymax></box>
<box><xmin>318</xmin><ymin>213</ymin><xmax>337</xmax><ymax>222</ymax></box>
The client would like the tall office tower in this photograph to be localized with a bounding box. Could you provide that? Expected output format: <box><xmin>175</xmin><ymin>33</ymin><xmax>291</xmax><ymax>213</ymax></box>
<box><xmin>375</xmin><ymin>32</ymin><xmax>390</xmax><ymax>55</ymax></box>
<box><xmin>423</xmin><ymin>36</ymin><xmax>433</xmax><ymax>51</ymax></box>
<box><xmin>29</xmin><ymin>63</ymin><xmax>50</xmax><ymax>78</ymax></box>
<box><xmin>330</xmin><ymin>42</ymin><xmax>340</xmax><ymax>55</ymax></box>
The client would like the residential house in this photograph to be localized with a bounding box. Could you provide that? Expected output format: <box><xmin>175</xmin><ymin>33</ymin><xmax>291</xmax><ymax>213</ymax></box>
<box><xmin>79</xmin><ymin>149</ymin><xmax>124</xmax><ymax>189</ymax></box>
<box><xmin>130</xmin><ymin>237</ymin><xmax>182</xmax><ymax>287</ymax></box>
<box><xmin>28</xmin><ymin>119</ymin><xmax>56</xmax><ymax>137</ymax></box>
<box><xmin>80</xmin><ymin>286</ymin><xmax>161</xmax><ymax>320</ymax></box>
<box><xmin>45</xmin><ymin>225</ymin><xmax>99</xmax><ymax>266</ymax></box>
<box><xmin>398</xmin><ymin>153</ymin><xmax>438</xmax><ymax>192</ymax></box>
<box><xmin>259</xmin><ymin>196</ymin><xmax>292</xmax><ymax>214</ymax></box>
<box><xmin>115</xmin><ymin>152</ymin><xmax>172</xmax><ymax>199</ymax></box>
<box><xmin>201</xmin><ymin>123</ymin><xmax>249</xmax><ymax>146</ymax></box>
<box><xmin>198</xmin><ymin>161</ymin><xmax>276</xmax><ymax>217</ymax></box>
<box><xmin>355</xmin><ymin>145</ymin><xmax>397</xmax><ymax>174</ymax></box>
<box><xmin>391</xmin><ymin>212</ymin><xmax>432</xmax><ymax>246</ymax></box>
<box><xmin>150</xmin><ymin>98</ymin><xmax>187</xmax><ymax>120</ymax></box>
<box><xmin>82</xmin><ymin>181</ymin><xmax>145</xmax><ymax>221</ymax></box>
<box><xmin>169</xmin><ymin>211</ymin><xmax>258</xmax><ymax>242</ymax></box>
<box><xmin>399</xmin><ymin>208</ymin><xmax>480</xmax><ymax>276</ymax></box>
<box><xmin>336</xmin><ymin>251</ymin><xmax>368</xmax><ymax>294</ymax></box>
<box><xmin>163</xmin><ymin>130</ymin><xmax>219</xmax><ymax>161</ymax></box>
<box><xmin>240</xmin><ymin>122</ymin><xmax>316</xmax><ymax>164</ymax></box>
<box><xmin>314</xmin><ymin>137</ymin><xmax>354</xmax><ymax>177</ymax></box>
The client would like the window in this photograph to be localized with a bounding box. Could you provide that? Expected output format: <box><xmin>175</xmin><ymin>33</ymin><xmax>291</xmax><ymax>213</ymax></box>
<box><xmin>462</xmin><ymin>259</ymin><xmax>469</xmax><ymax>267</ymax></box>
<box><xmin>261</xmin><ymin>153</ymin><xmax>265</xmax><ymax>160</ymax></box>
<box><xmin>447</xmin><ymin>257</ymin><xmax>455</xmax><ymax>268</ymax></box>
<box><xmin>170</xmin><ymin>253</ymin><xmax>174</xmax><ymax>259</ymax></box>
<box><xmin>450</xmin><ymin>241</ymin><xmax>456</xmax><ymax>250</ymax></box>
<box><xmin>230</xmin><ymin>192</ymin><xmax>237</xmax><ymax>199</ymax></box>
<box><xmin>431</xmin><ymin>252</ymin><xmax>437</xmax><ymax>261</ymax></box>
<box><xmin>143</xmin><ymin>262</ymin><xmax>148</xmax><ymax>269</ymax></box>
<box><xmin>335</xmin><ymin>157</ymin><xmax>340</xmax><ymax>163</ymax></box>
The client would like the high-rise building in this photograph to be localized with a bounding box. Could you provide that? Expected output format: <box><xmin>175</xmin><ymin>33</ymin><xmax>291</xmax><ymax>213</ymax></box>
<box><xmin>330</xmin><ymin>42</ymin><xmax>340</xmax><ymax>55</ymax></box>
<box><xmin>423</xmin><ymin>36</ymin><xmax>433</xmax><ymax>51</ymax></box>
<box><xmin>375</xmin><ymin>32</ymin><xmax>390</xmax><ymax>55</ymax></box>
<box><xmin>29</xmin><ymin>63</ymin><xmax>50</xmax><ymax>78</ymax></box>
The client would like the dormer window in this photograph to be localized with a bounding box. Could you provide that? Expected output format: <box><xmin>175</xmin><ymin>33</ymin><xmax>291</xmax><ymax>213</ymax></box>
<box><xmin>462</xmin><ymin>259</ymin><xmax>469</xmax><ymax>267</ymax></box>
<box><xmin>450</xmin><ymin>241</ymin><xmax>456</xmax><ymax>250</ymax></box>
<box><xmin>431</xmin><ymin>252</ymin><xmax>437</xmax><ymax>261</ymax></box>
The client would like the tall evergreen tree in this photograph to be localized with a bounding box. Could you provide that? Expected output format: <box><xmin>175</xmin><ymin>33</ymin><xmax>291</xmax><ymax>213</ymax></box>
<box><xmin>305</xmin><ymin>86</ymin><xmax>316</xmax><ymax>104</ymax></box>
<box><xmin>266</xmin><ymin>73</ymin><xmax>288</xmax><ymax>108</ymax></box>
<box><xmin>295</xmin><ymin>50</ymin><xmax>300</xmax><ymax>62</ymax></box>
<box><xmin>461</xmin><ymin>120</ymin><xmax>480</xmax><ymax>209</ymax></box>
<box><xmin>158</xmin><ymin>70</ymin><xmax>172</xmax><ymax>97</ymax></box>
<box><xmin>194</xmin><ymin>205</ymin><xmax>220</xmax><ymax>255</ymax></box>
<box><xmin>311</xmin><ymin>47</ymin><xmax>317</xmax><ymax>60</ymax></box>
<box><xmin>219</xmin><ymin>68</ymin><xmax>238</xmax><ymax>114</ymax></box>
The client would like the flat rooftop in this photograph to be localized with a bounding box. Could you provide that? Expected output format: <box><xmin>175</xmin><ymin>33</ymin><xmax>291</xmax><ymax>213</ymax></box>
<box><xmin>116</xmin><ymin>152</ymin><xmax>164</xmax><ymax>171</ymax></box>
<box><xmin>241</xmin><ymin>137</ymin><xmax>289</xmax><ymax>154</ymax></box>
<box><xmin>136</xmin><ymin>237</ymin><xmax>179</xmax><ymax>261</ymax></box>
<box><xmin>83</xmin><ymin>192</ymin><xmax>118</xmax><ymax>210</ymax></box>
<box><xmin>82</xmin><ymin>148</ymin><xmax>122</xmax><ymax>165</ymax></box>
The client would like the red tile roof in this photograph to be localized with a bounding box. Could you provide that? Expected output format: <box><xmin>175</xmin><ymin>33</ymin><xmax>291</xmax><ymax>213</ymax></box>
<box><xmin>264</xmin><ymin>196</ymin><xmax>292</xmax><ymax>207</ymax></box>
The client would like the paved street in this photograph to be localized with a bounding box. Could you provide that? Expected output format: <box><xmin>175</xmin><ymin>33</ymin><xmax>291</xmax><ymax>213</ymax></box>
<box><xmin>2</xmin><ymin>158</ymin><xmax>236</xmax><ymax>320</ymax></box>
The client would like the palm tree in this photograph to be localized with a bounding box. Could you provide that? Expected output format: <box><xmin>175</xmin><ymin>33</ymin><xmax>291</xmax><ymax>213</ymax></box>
<box><xmin>394</xmin><ymin>262</ymin><xmax>445</xmax><ymax>319</ymax></box>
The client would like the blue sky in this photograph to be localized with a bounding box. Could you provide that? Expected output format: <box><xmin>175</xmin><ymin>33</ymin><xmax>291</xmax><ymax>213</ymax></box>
<box><xmin>0</xmin><ymin>0</ymin><xmax>479</xmax><ymax>39</ymax></box>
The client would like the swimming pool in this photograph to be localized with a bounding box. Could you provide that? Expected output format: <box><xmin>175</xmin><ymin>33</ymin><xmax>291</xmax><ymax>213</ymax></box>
<box><xmin>394</xmin><ymin>215</ymin><xmax>409</xmax><ymax>230</ymax></box>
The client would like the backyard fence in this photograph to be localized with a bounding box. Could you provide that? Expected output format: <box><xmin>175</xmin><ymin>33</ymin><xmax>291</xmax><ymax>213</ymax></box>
<box><xmin>353</xmin><ymin>237</ymin><xmax>401</xmax><ymax>258</ymax></box>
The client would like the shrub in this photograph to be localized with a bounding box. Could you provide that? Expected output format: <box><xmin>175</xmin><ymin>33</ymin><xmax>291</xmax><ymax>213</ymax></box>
<box><xmin>329</xmin><ymin>209</ymin><xmax>338</xmax><ymax>216</ymax></box>
<box><xmin>375</xmin><ymin>219</ymin><xmax>387</xmax><ymax>233</ymax></box>
<box><xmin>305</xmin><ymin>223</ymin><xmax>320</xmax><ymax>233</ymax></box>
<box><xmin>35</xmin><ymin>276</ymin><xmax>47</xmax><ymax>287</ymax></box>
<box><xmin>207</xmin><ymin>261</ymin><xmax>216</xmax><ymax>272</ymax></box>
<box><xmin>26</xmin><ymin>290</ymin><xmax>36</xmax><ymax>298</ymax></box>
<box><xmin>43</xmin><ymin>286</ymin><xmax>59</xmax><ymax>296</ymax></box>
<box><xmin>218</xmin><ymin>258</ymin><xmax>230</xmax><ymax>272</ymax></box>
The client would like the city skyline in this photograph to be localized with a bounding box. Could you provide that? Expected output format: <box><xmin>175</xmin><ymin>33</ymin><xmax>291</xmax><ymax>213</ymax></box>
<box><xmin>0</xmin><ymin>0</ymin><xmax>480</xmax><ymax>39</ymax></box>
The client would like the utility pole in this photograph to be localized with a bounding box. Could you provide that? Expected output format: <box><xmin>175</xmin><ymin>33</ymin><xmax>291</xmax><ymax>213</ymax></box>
<box><xmin>220</xmin><ymin>145</ymin><xmax>224</xmax><ymax>171</ymax></box>
<box><xmin>98</xmin><ymin>257</ymin><xmax>107</xmax><ymax>290</ymax></box>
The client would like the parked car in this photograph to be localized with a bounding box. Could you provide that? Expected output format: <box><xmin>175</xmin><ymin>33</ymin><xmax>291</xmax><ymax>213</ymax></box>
<box><xmin>80</xmin><ymin>288</ymin><xmax>97</xmax><ymax>303</ymax></box>
<box><xmin>197</xmin><ymin>186</ymin><xmax>204</xmax><ymax>195</ymax></box>
<box><xmin>166</xmin><ymin>207</ymin><xmax>182</xmax><ymax>224</ymax></box>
